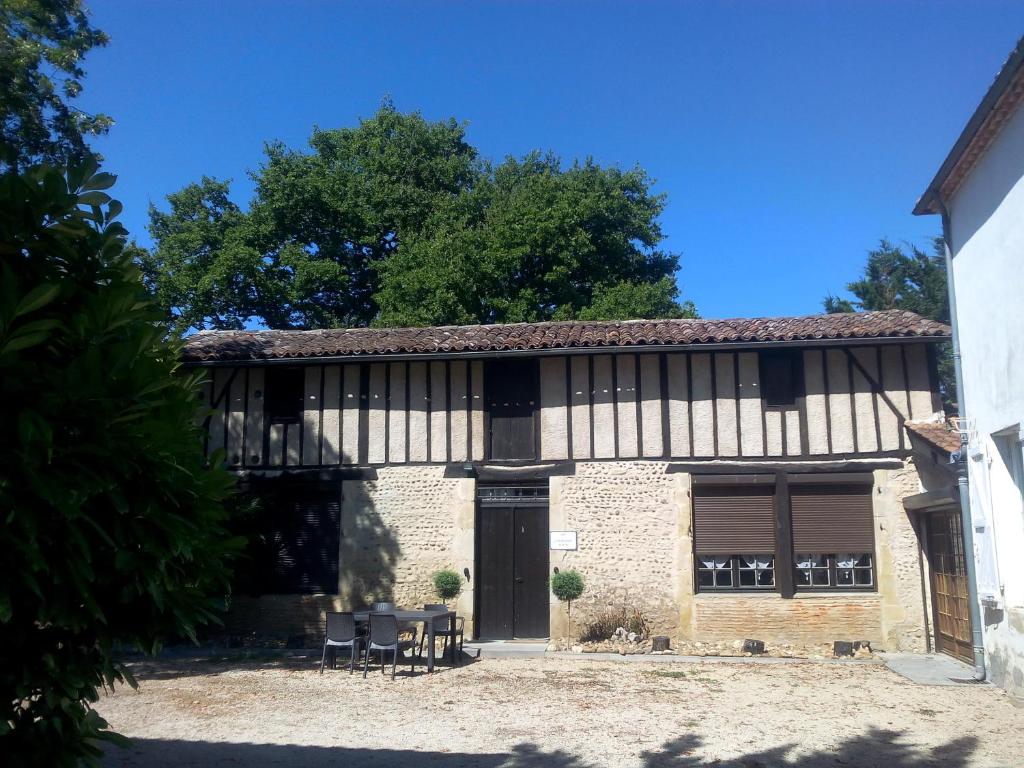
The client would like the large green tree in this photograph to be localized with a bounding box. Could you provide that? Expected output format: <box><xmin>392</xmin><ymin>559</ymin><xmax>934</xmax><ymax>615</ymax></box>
<box><xmin>0</xmin><ymin>0</ymin><xmax>112</xmax><ymax>171</ymax></box>
<box><xmin>0</xmin><ymin>162</ymin><xmax>241</xmax><ymax>766</ymax></box>
<box><xmin>824</xmin><ymin>238</ymin><xmax>953</xmax><ymax>405</ymax></box>
<box><xmin>138</xmin><ymin>104</ymin><xmax>695</xmax><ymax>332</ymax></box>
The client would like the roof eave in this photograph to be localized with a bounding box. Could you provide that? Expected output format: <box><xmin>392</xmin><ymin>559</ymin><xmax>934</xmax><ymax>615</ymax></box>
<box><xmin>913</xmin><ymin>35</ymin><xmax>1024</xmax><ymax>216</ymax></box>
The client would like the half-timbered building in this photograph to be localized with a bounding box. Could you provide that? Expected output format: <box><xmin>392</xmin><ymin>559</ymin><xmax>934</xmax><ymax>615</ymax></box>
<box><xmin>183</xmin><ymin>309</ymin><xmax>950</xmax><ymax>651</ymax></box>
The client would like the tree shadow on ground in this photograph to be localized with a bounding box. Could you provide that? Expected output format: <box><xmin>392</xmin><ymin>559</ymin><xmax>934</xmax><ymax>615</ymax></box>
<box><xmin>101</xmin><ymin>728</ymin><xmax>979</xmax><ymax>768</ymax></box>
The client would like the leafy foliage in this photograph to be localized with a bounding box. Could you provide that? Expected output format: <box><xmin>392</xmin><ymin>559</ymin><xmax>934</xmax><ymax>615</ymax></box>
<box><xmin>0</xmin><ymin>162</ymin><xmax>241</xmax><ymax>766</ymax></box>
<box><xmin>0</xmin><ymin>1</ymin><xmax>112</xmax><ymax>171</ymax></box>
<box><xmin>137</xmin><ymin>103</ymin><xmax>695</xmax><ymax>333</ymax></box>
<box><xmin>824</xmin><ymin>238</ymin><xmax>953</xmax><ymax>407</ymax></box>
<box><xmin>431</xmin><ymin>569</ymin><xmax>463</xmax><ymax>603</ymax></box>
<box><xmin>551</xmin><ymin>569</ymin><xmax>585</xmax><ymax>608</ymax></box>
<box><xmin>578</xmin><ymin>607</ymin><xmax>649</xmax><ymax>642</ymax></box>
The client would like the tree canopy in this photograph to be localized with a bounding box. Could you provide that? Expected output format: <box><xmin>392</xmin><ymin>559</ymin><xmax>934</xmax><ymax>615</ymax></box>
<box><xmin>138</xmin><ymin>103</ymin><xmax>696</xmax><ymax>333</ymax></box>
<box><xmin>0</xmin><ymin>0</ymin><xmax>112</xmax><ymax>171</ymax></box>
<box><xmin>0</xmin><ymin>162</ymin><xmax>241</xmax><ymax>766</ymax></box>
<box><xmin>824</xmin><ymin>238</ymin><xmax>953</xmax><ymax>405</ymax></box>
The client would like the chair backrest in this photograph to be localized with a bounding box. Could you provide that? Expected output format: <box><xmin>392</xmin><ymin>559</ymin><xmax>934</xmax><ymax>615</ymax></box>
<box><xmin>368</xmin><ymin>613</ymin><xmax>399</xmax><ymax>646</ymax></box>
<box><xmin>325</xmin><ymin>612</ymin><xmax>356</xmax><ymax>643</ymax></box>
<box><xmin>371</xmin><ymin>601</ymin><xmax>396</xmax><ymax>612</ymax></box>
<box><xmin>424</xmin><ymin>604</ymin><xmax>450</xmax><ymax>628</ymax></box>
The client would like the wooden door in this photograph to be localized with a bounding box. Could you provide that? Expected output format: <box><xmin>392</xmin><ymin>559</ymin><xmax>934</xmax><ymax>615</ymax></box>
<box><xmin>476</xmin><ymin>501</ymin><xmax>550</xmax><ymax>639</ymax></box>
<box><xmin>926</xmin><ymin>509</ymin><xmax>974</xmax><ymax>663</ymax></box>
<box><xmin>485</xmin><ymin>359</ymin><xmax>538</xmax><ymax>460</ymax></box>
<box><xmin>512</xmin><ymin>506</ymin><xmax>550</xmax><ymax>638</ymax></box>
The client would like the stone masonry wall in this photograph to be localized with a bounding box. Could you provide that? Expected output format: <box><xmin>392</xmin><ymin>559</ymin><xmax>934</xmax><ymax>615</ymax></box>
<box><xmin>223</xmin><ymin>466</ymin><xmax>474</xmax><ymax>641</ymax></box>
<box><xmin>549</xmin><ymin>462</ymin><xmax>687</xmax><ymax>640</ymax></box>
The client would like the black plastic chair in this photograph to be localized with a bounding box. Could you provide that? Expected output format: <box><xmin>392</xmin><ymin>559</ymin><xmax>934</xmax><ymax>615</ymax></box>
<box><xmin>370</xmin><ymin>601</ymin><xmax>416</xmax><ymax>638</ymax></box>
<box><xmin>363</xmin><ymin>613</ymin><xmax>416</xmax><ymax>679</ymax></box>
<box><xmin>320</xmin><ymin>612</ymin><xmax>363</xmax><ymax>674</ymax></box>
<box><xmin>419</xmin><ymin>604</ymin><xmax>464</xmax><ymax>664</ymax></box>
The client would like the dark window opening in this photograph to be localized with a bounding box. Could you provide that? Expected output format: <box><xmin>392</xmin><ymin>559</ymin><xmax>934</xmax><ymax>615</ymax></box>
<box><xmin>759</xmin><ymin>350</ymin><xmax>803</xmax><ymax>407</ymax></box>
<box><xmin>485</xmin><ymin>358</ymin><xmax>539</xmax><ymax>461</ymax></box>
<box><xmin>698</xmin><ymin>554</ymin><xmax>775</xmax><ymax>590</ymax></box>
<box><xmin>265</xmin><ymin>367</ymin><xmax>305</xmax><ymax>422</ymax></box>
<box><xmin>795</xmin><ymin>553</ymin><xmax>874</xmax><ymax>588</ymax></box>
<box><xmin>240</xmin><ymin>483</ymin><xmax>341</xmax><ymax>595</ymax></box>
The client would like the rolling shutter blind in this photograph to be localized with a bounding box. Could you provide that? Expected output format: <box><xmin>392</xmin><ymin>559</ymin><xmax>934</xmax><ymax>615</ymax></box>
<box><xmin>266</xmin><ymin>489</ymin><xmax>341</xmax><ymax>594</ymax></box>
<box><xmin>790</xmin><ymin>483</ymin><xmax>874</xmax><ymax>552</ymax></box>
<box><xmin>693</xmin><ymin>486</ymin><xmax>775</xmax><ymax>555</ymax></box>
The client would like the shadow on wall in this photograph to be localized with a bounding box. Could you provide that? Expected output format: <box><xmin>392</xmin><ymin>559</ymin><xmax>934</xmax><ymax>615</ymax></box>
<box><xmin>218</xmin><ymin>460</ymin><xmax>402</xmax><ymax>640</ymax></box>
<box><xmin>102</xmin><ymin>728</ymin><xmax>978</xmax><ymax>768</ymax></box>
<box><xmin>339</xmin><ymin>473</ymin><xmax>401</xmax><ymax>608</ymax></box>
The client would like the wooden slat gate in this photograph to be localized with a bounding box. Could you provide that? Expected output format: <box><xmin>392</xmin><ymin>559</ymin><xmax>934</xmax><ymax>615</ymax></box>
<box><xmin>925</xmin><ymin>508</ymin><xmax>974</xmax><ymax>664</ymax></box>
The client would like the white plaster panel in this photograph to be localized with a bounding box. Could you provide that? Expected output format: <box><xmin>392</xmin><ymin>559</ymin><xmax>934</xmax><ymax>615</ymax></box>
<box><xmin>803</xmin><ymin>350</ymin><xmax>829</xmax><ymax>455</ymax></box>
<box><xmin>640</xmin><ymin>354</ymin><xmax>664</xmax><ymax>458</ymax></box>
<box><xmin>285</xmin><ymin>422</ymin><xmax>300</xmax><ymax>465</ymax></box>
<box><xmin>367</xmin><ymin>363</ymin><xmax>387</xmax><ymax>464</ymax></box>
<box><xmin>592</xmin><ymin>355</ymin><xmax>615</xmax><ymax>458</ymax></box>
<box><xmin>570</xmin><ymin>355</ymin><xmax>592</xmax><ymax>459</ymax></box>
<box><xmin>539</xmin><ymin>356</ymin><xmax>568</xmax><ymax>460</ymax></box>
<box><xmin>302</xmin><ymin>365</ymin><xmax>322</xmax><ymax>466</ymax></box>
<box><xmin>449</xmin><ymin>360</ymin><xmax>468</xmax><ymax>463</ymax></box>
<box><xmin>690</xmin><ymin>354</ymin><xmax>714</xmax><ymax>457</ymax></box>
<box><xmin>737</xmin><ymin>351</ymin><xmax>764</xmax><ymax>456</ymax></box>
<box><xmin>851</xmin><ymin>348</ymin><xmax>879</xmax><ymax>453</ymax></box>
<box><xmin>243</xmin><ymin>367</ymin><xmax>264</xmax><ymax>466</ymax></box>
<box><xmin>208</xmin><ymin>368</ymin><xmax>229</xmax><ymax>457</ymax></box>
<box><xmin>341</xmin><ymin>364</ymin><xmax>361</xmax><ymax>464</ymax></box>
<box><xmin>904</xmin><ymin>344</ymin><xmax>935</xmax><ymax>420</ymax></box>
<box><xmin>616</xmin><ymin>354</ymin><xmax>639</xmax><ymax>458</ymax></box>
<box><xmin>826</xmin><ymin>349</ymin><xmax>854</xmax><ymax>454</ymax></box>
<box><xmin>785</xmin><ymin>409</ymin><xmax>802</xmax><ymax>455</ymax></box>
<box><xmin>408</xmin><ymin>362</ymin><xmax>428</xmax><ymax>462</ymax></box>
<box><xmin>429</xmin><ymin>361</ymin><xmax>448</xmax><ymax>462</ymax></box>
<box><xmin>470</xmin><ymin>361</ymin><xmax>484</xmax><ymax>461</ymax></box>
<box><xmin>226</xmin><ymin>368</ymin><xmax>246</xmax><ymax>467</ymax></box>
<box><xmin>714</xmin><ymin>352</ymin><xmax>738</xmax><ymax>457</ymax></box>
<box><xmin>765</xmin><ymin>409</ymin><xmax>783</xmax><ymax>456</ymax></box>
<box><xmin>667</xmin><ymin>353</ymin><xmax>690</xmax><ymax>457</ymax></box>
<box><xmin>268</xmin><ymin>422</ymin><xmax>284</xmax><ymax>466</ymax></box>
<box><xmin>321</xmin><ymin>366</ymin><xmax>341</xmax><ymax>465</ymax></box>
<box><xmin>388</xmin><ymin>362</ymin><xmax>407</xmax><ymax>464</ymax></box>
<box><xmin>881</xmin><ymin>345</ymin><xmax>910</xmax><ymax>450</ymax></box>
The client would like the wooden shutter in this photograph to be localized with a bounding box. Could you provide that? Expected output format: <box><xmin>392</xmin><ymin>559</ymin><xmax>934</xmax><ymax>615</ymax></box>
<box><xmin>692</xmin><ymin>485</ymin><xmax>775</xmax><ymax>554</ymax></box>
<box><xmin>266</xmin><ymin>486</ymin><xmax>341</xmax><ymax>594</ymax></box>
<box><xmin>790</xmin><ymin>483</ymin><xmax>874</xmax><ymax>552</ymax></box>
<box><xmin>485</xmin><ymin>358</ymin><xmax>538</xmax><ymax>460</ymax></box>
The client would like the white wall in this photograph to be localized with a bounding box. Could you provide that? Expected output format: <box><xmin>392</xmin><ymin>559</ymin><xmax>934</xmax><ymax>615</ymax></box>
<box><xmin>948</xmin><ymin>100</ymin><xmax>1024</xmax><ymax>699</ymax></box>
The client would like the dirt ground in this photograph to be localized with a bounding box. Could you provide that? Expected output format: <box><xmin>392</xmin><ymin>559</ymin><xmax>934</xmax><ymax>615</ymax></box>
<box><xmin>96</xmin><ymin>653</ymin><xmax>1022</xmax><ymax>768</ymax></box>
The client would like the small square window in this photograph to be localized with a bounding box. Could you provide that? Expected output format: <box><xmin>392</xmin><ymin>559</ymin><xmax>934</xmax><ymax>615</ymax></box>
<box><xmin>796</xmin><ymin>553</ymin><xmax>874</xmax><ymax>590</ymax></box>
<box><xmin>698</xmin><ymin>554</ymin><xmax>774</xmax><ymax>591</ymax></box>
<box><xmin>759</xmin><ymin>350</ymin><xmax>802</xmax><ymax>407</ymax></box>
<box><xmin>265</xmin><ymin>367</ymin><xmax>305</xmax><ymax>422</ymax></box>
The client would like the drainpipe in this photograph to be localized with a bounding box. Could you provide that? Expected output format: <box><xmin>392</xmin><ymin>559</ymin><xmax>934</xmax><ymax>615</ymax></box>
<box><xmin>940</xmin><ymin>202</ymin><xmax>986</xmax><ymax>681</ymax></box>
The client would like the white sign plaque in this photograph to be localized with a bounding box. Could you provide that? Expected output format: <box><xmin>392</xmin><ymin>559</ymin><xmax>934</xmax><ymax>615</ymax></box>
<box><xmin>550</xmin><ymin>530</ymin><xmax>578</xmax><ymax>551</ymax></box>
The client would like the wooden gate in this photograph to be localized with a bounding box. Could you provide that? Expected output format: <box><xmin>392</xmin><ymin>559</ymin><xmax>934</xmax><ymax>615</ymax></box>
<box><xmin>925</xmin><ymin>509</ymin><xmax>974</xmax><ymax>664</ymax></box>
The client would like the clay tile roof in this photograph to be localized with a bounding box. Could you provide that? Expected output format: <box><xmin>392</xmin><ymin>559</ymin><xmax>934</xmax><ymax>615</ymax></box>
<box><xmin>181</xmin><ymin>309</ymin><xmax>950</xmax><ymax>364</ymax></box>
<box><xmin>906</xmin><ymin>420</ymin><xmax>962</xmax><ymax>455</ymax></box>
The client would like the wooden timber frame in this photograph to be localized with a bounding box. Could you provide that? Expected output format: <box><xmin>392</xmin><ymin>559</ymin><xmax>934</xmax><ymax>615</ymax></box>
<box><xmin>193</xmin><ymin>341</ymin><xmax>942</xmax><ymax>470</ymax></box>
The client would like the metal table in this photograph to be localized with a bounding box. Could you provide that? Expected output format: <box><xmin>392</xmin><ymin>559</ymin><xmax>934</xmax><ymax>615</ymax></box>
<box><xmin>353</xmin><ymin>608</ymin><xmax>456</xmax><ymax>673</ymax></box>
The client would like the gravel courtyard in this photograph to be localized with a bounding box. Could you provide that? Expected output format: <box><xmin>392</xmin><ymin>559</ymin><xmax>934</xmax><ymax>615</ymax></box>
<box><xmin>96</xmin><ymin>654</ymin><xmax>1022</xmax><ymax>768</ymax></box>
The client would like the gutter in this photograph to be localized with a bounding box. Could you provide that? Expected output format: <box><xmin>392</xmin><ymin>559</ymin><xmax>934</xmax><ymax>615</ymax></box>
<box><xmin>940</xmin><ymin>202</ymin><xmax>987</xmax><ymax>682</ymax></box>
<box><xmin>180</xmin><ymin>334</ymin><xmax>951</xmax><ymax>368</ymax></box>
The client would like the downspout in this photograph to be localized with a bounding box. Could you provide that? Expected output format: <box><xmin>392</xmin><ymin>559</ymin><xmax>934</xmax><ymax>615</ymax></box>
<box><xmin>939</xmin><ymin>201</ymin><xmax>987</xmax><ymax>681</ymax></box>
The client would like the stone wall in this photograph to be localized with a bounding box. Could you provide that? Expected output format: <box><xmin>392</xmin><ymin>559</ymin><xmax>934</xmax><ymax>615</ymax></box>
<box><xmin>548</xmin><ymin>461</ymin><xmax>688</xmax><ymax>640</ymax></box>
<box><xmin>223</xmin><ymin>465</ymin><xmax>474</xmax><ymax>640</ymax></box>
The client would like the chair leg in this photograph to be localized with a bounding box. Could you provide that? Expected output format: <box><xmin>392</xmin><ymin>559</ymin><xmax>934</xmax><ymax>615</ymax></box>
<box><xmin>331</xmin><ymin>648</ymin><xmax>336</xmax><ymax>670</ymax></box>
<box><xmin>320</xmin><ymin>642</ymin><xmax>327</xmax><ymax>675</ymax></box>
<box><xmin>363</xmin><ymin>645</ymin><xmax>370</xmax><ymax>678</ymax></box>
<box><xmin>349</xmin><ymin>642</ymin><xmax>357</xmax><ymax>674</ymax></box>
<box><xmin>391</xmin><ymin>648</ymin><xmax>397</xmax><ymax>680</ymax></box>
<box><xmin>418</xmin><ymin>631</ymin><xmax>425</xmax><ymax>658</ymax></box>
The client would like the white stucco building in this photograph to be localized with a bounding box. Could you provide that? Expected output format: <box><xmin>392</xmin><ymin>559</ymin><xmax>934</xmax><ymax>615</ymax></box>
<box><xmin>915</xmin><ymin>37</ymin><xmax>1024</xmax><ymax>700</ymax></box>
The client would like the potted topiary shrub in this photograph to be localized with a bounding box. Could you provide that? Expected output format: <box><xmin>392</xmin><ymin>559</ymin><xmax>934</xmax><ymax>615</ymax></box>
<box><xmin>550</xmin><ymin>569</ymin><xmax>585</xmax><ymax>642</ymax></box>
<box><xmin>431</xmin><ymin>569</ymin><xmax>463</xmax><ymax>606</ymax></box>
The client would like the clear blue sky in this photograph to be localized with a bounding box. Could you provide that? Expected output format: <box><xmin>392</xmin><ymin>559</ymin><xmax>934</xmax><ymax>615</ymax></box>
<box><xmin>79</xmin><ymin>1</ymin><xmax>1024</xmax><ymax>321</ymax></box>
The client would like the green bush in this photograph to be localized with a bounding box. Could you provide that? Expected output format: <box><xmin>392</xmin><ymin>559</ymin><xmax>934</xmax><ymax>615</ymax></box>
<box><xmin>432</xmin><ymin>569</ymin><xmax>462</xmax><ymax>602</ymax></box>
<box><xmin>551</xmin><ymin>569</ymin><xmax>585</xmax><ymax>609</ymax></box>
<box><xmin>0</xmin><ymin>162</ymin><xmax>242</xmax><ymax>767</ymax></box>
